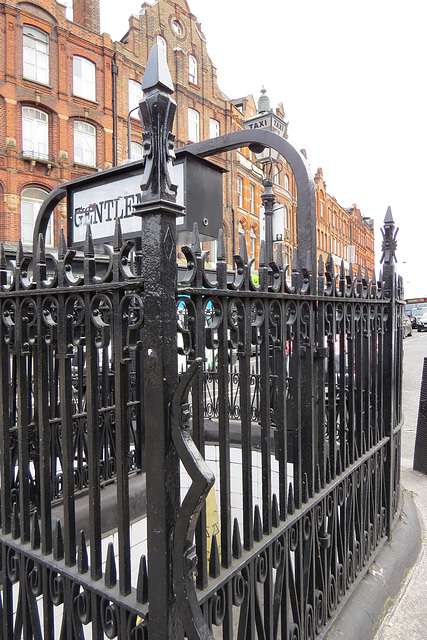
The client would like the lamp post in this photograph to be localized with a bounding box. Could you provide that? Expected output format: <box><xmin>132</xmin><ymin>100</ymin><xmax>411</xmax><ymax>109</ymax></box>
<box><xmin>243</xmin><ymin>87</ymin><xmax>288</xmax><ymax>266</ymax></box>
<box><xmin>260</xmin><ymin>174</ymin><xmax>276</xmax><ymax>266</ymax></box>
<box><xmin>127</xmin><ymin>106</ymin><xmax>140</xmax><ymax>160</ymax></box>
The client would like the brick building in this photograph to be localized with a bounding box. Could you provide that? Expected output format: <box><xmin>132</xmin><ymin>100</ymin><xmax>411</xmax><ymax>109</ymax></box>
<box><xmin>0</xmin><ymin>0</ymin><xmax>374</xmax><ymax>273</ymax></box>
<box><xmin>314</xmin><ymin>167</ymin><xmax>375</xmax><ymax>275</ymax></box>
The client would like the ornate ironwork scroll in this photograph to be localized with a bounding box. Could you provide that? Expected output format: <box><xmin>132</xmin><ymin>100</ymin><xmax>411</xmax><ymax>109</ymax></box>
<box><xmin>173</xmin><ymin>207</ymin><xmax>402</xmax><ymax>638</ymax></box>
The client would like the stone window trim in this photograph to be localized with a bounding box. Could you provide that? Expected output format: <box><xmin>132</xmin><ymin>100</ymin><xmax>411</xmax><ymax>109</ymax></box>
<box><xmin>168</xmin><ymin>15</ymin><xmax>187</xmax><ymax>41</ymax></box>
<box><xmin>22</xmin><ymin>77</ymin><xmax>54</xmax><ymax>92</ymax></box>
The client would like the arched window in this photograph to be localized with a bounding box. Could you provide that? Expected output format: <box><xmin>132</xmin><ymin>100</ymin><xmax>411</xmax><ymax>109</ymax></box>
<box><xmin>21</xmin><ymin>187</ymin><xmax>52</xmax><ymax>246</ymax></box>
<box><xmin>131</xmin><ymin>142</ymin><xmax>143</xmax><ymax>160</ymax></box>
<box><xmin>189</xmin><ymin>55</ymin><xmax>198</xmax><ymax>84</ymax></box>
<box><xmin>284</xmin><ymin>173</ymin><xmax>289</xmax><ymax>191</ymax></box>
<box><xmin>172</xmin><ymin>20</ymin><xmax>183</xmax><ymax>35</ymax></box>
<box><xmin>157</xmin><ymin>35</ymin><xmax>167</xmax><ymax>53</ymax></box>
<box><xmin>283</xmin><ymin>205</ymin><xmax>288</xmax><ymax>229</ymax></box>
<box><xmin>22</xmin><ymin>107</ymin><xmax>49</xmax><ymax>160</ymax></box>
<box><xmin>23</xmin><ymin>26</ymin><xmax>49</xmax><ymax>84</ymax></box>
<box><xmin>209</xmin><ymin>118</ymin><xmax>220</xmax><ymax>139</ymax></box>
<box><xmin>73</xmin><ymin>56</ymin><xmax>96</xmax><ymax>101</ymax></box>
<box><xmin>74</xmin><ymin>121</ymin><xmax>96</xmax><ymax>166</ymax></box>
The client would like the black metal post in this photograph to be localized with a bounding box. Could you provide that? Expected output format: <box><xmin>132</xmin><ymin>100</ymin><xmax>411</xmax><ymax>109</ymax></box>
<box><xmin>381</xmin><ymin>206</ymin><xmax>399</xmax><ymax>537</ymax></box>
<box><xmin>414</xmin><ymin>358</ymin><xmax>427</xmax><ymax>474</ymax></box>
<box><xmin>132</xmin><ymin>44</ymin><xmax>184</xmax><ymax>640</ymax></box>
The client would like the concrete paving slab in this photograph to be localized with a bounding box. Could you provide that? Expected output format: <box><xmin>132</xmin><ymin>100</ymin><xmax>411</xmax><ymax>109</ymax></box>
<box><xmin>374</xmin><ymin>459</ymin><xmax>427</xmax><ymax>639</ymax></box>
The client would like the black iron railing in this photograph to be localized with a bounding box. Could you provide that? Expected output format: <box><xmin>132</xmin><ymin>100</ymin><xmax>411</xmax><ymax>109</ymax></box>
<box><xmin>0</xmin><ymin>43</ymin><xmax>403</xmax><ymax>640</ymax></box>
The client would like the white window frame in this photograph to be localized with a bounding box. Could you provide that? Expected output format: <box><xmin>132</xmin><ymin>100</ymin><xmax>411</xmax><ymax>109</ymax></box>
<box><xmin>188</xmin><ymin>108</ymin><xmax>200</xmax><ymax>143</ymax></box>
<box><xmin>73</xmin><ymin>56</ymin><xmax>96</xmax><ymax>102</ymax></box>
<box><xmin>22</xmin><ymin>106</ymin><xmax>49</xmax><ymax>160</ymax></box>
<box><xmin>128</xmin><ymin>79</ymin><xmax>143</xmax><ymax>117</ymax></box>
<box><xmin>209</xmin><ymin>118</ymin><xmax>220</xmax><ymax>139</ymax></box>
<box><xmin>209</xmin><ymin>240</ymin><xmax>217</xmax><ymax>265</ymax></box>
<box><xmin>237</xmin><ymin>177</ymin><xmax>243</xmax><ymax>208</ymax></box>
<box><xmin>157</xmin><ymin>35</ymin><xmax>167</xmax><ymax>53</ymax></box>
<box><xmin>21</xmin><ymin>187</ymin><xmax>52</xmax><ymax>246</ymax></box>
<box><xmin>172</xmin><ymin>21</ymin><xmax>183</xmax><ymax>36</ymax></box>
<box><xmin>23</xmin><ymin>26</ymin><xmax>49</xmax><ymax>85</ymax></box>
<box><xmin>283</xmin><ymin>205</ymin><xmax>288</xmax><ymax>229</ymax></box>
<box><xmin>131</xmin><ymin>141</ymin><xmax>143</xmax><ymax>160</ymax></box>
<box><xmin>250</xmin><ymin>227</ymin><xmax>256</xmax><ymax>259</ymax></box>
<box><xmin>189</xmin><ymin>55</ymin><xmax>198</xmax><ymax>84</ymax></box>
<box><xmin>249</xmin><ymin>184</ymin><xmax>254</xmax><ymax>214</ymax></box>
<box><xmin>284</xmin><ymin>173</ymin><xmax>289</xmax><ymax>191</ymax></box>
<box><xmin>74</xmin><ymin>121</ymin><xmax>96</xmax><ymax>166</ymax></box>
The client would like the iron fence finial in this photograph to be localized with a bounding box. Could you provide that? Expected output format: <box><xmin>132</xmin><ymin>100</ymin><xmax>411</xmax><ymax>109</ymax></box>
<box><xmin>136</xmin><ymin>44</ymin><xmax>180</xmax><ymax>208</ymax></box>
<box><xmin>380</xmin><ymin>206</ymin><xmax>399</xmax><ymax>264</ymax></box>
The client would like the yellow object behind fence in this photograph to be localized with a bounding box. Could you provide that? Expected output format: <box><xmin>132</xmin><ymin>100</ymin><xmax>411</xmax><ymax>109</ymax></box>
<box><xmin>206</xmin><ymin>486</ymin><xmax>221</xmax><ymax>563</ymax></box>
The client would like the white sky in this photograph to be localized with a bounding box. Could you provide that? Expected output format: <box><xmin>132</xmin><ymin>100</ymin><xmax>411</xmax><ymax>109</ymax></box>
<box><xmin>98</xmin><ymin>0</ymin><xmax>427</xmax><ymax>297</ymax></box>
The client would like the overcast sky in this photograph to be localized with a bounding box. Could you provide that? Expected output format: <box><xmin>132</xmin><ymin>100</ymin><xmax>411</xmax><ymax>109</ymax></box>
<box><xmin>98</xmin><ymin>0</ymin><xmax>427</xmax><ymax>297</ymax></box>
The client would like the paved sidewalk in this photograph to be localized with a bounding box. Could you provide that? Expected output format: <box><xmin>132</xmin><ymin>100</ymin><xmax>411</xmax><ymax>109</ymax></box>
<box><xmin>375</xmin><ymin>335</ymin><xmax>427</xmax><ymax>639</ymax></box>
<box><xmin>374</xmin><ymin>460</ymin><xmax>427</xmax><ymax>639</ymax></box>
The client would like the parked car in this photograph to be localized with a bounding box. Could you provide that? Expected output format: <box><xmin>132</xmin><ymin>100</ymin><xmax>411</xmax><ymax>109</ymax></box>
<box><xmin>417</xmin><ymin>312</ymin><xmax>427</xmax><ymax>332</ymax></box>
<box><xmin>411</xmin><ymin>307</ymin><xmax>427</xmax><ymax>328</ymax></box>
<box><xmin>403</xmin><ymin>315</ymin><xmax>412</xmax><ymax>338</ymax></box>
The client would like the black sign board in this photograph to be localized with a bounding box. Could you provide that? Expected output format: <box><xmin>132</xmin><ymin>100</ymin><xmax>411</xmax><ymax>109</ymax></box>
<box><xmin>67</xmin><ymin>148</ymin><xmax>225</xmax><ymax>247</ymax></box>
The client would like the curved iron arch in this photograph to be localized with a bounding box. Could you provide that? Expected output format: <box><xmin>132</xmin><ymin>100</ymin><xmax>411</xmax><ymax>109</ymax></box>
<box><xmin>181</xmin><ymin>128</ymin><xmax>317</xmax><ymax>277</ymax></box>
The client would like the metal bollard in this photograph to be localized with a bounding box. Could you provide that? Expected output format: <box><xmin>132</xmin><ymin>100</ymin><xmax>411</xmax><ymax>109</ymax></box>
<box><xmin>414</xmin><ymin>357</ymin><xmax>427</xmax><ymax>474</ymax></box>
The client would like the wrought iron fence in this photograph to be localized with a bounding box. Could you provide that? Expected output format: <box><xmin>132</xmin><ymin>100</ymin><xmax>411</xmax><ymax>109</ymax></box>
<box><xmin>173</xmin><ymin>223</ymin><xmax>403</xmax><ymax>638</ymax></box>
<box><xmin>0</xmin><ymin>44</ymin><xmax>403</xmax><ymax>639</ymax></box>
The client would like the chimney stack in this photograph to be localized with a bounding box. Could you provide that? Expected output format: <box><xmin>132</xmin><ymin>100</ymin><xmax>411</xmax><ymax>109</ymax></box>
<box><xmin>73</xmin><ymin>0</ymin><xmax>100</xmax><ymax>33</ymax></box>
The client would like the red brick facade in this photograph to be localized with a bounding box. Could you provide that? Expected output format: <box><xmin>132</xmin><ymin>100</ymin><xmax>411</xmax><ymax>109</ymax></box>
<box><xmin>0</xmin><ymin>0</ymin><xmax>374</xmax><ymax>274</ymax></box>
